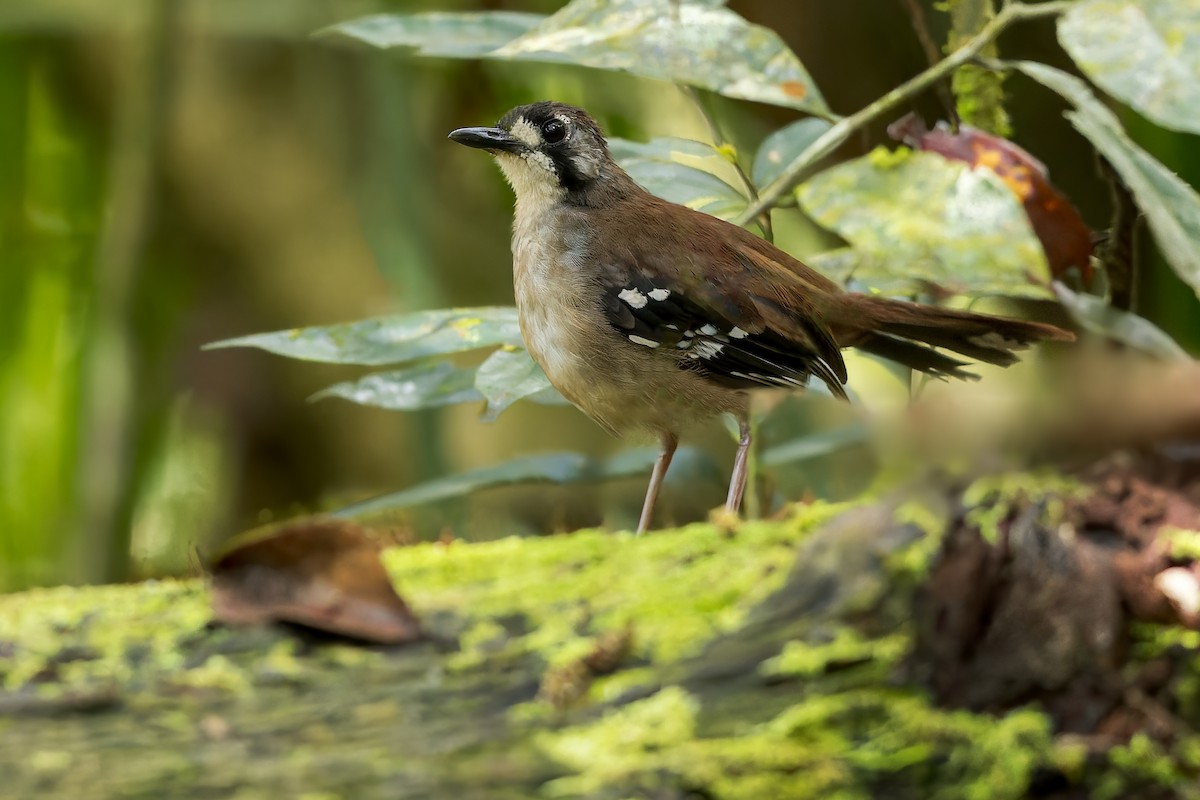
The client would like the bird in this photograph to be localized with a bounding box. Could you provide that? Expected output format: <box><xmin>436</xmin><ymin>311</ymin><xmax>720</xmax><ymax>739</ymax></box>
<box><xmin>449</xmin><ymin>101</ymin><xmax>1073</xmax><ymax>535</ymax></box>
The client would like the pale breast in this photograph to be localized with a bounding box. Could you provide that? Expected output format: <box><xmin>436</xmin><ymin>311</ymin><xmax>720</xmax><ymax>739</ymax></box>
<box><xmin>509</xmin><ymin>204</ymin><xmax>746</xmax><ymax>436</ymax></box>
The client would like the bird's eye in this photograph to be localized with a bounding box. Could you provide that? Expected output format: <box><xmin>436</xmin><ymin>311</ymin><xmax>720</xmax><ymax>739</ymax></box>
<box><xmin>541</xmin><ymin>118</ymin><xmax>567</xmax><ymax>144</ymax></box>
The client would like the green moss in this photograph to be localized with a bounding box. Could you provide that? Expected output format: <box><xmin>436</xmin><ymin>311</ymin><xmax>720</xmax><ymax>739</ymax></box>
<box><xmin>538</xmin><ymin>684</ymin><xmax>1054</xmax><ymax>800</ymax></box>
<box><xmin>1095</xmin><ymin>734</ymin><xmax>1198</xmax><ymax>800</ymax></box>
<box><xmin>1162</xmin><ymin>526</ymin><xmax>1200</xmax><ymax>560</ymax></box>
<box><xmin>760</xmin><ymin>625</ymin><xmax>908</xmax><ymax>680</ymax></box>
<box><xmin>887</xmin><ymin>497</ymin><xmax>950</xmax><ymax>582</ymax></box>
<box><xmin>866</xmin><ymin>145</ymin><xmax>912</xmax><ymax>170</ymax></box>
<box><xmin>388</xmin><ymin>506</ymin><xmax>843</xmax><ymax>679</ymax></box>
<box><xmin>2</xmin><ymin>483</ymin><xmax>1198</xmax><ymax>799</ymax></box>
<box><xmin>951</xmin><ymin>66</ymin><xmax>1012</xmax><ymax>138</ymax></box>
<box><xmin>961</xmin><ymin>470</ymin><xmax>1088</xmax><ymax>544</ymax></box>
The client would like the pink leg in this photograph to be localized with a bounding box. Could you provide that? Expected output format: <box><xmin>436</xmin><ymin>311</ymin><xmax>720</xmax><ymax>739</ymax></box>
<box><xmin>637</xmin><ymin>432</ymin><xmax>678</xmax><ymax>535</ymax></box>
<box><xmin>725</xmin><ymin>413</ymin><xmax>752</xmax><ymax>514</ymax></box>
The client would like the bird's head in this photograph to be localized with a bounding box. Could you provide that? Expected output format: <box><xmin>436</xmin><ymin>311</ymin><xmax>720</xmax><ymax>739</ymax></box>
<box><xmin>449</xmin><ymin>101</ymin><xmax>620</xmax><ymax>205</ymax></box>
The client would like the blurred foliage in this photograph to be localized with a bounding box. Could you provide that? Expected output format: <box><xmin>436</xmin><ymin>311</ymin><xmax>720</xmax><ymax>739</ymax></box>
<box><xmin>1</xmin><ymin>0</ymin><xmax>1198</xmax><ymax>591</ymax></box>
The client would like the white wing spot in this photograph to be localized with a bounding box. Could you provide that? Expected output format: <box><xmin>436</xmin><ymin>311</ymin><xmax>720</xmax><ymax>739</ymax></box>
<box><xmin>969</xmin><ymin>332</ymin><xmax>1025</xmax><ymax>350</ymax></box>
<box><xmin>629</xmin><ymin>335</ymin><xmax>660</xmax><ymax>348</ymax></box>
<box><xmin>618</xmin><ymin>288</ymin><xmax>648</xmax><ymax>309</ymax></box>
<box><xmin>693</xmin><ymin>340</ymin><xmax>724</xmax><ymax>359</ymax></box>
<box><xmin>648</xmin><ymin>288</ymin><xmax>671</xmax><ymax>301</ymax></box>
<box><xmin>699</xmin><ymin>324</ymin><xmax>718</xmax><ymax>336</ymax></box>
<box><xmin>683</xmin><ymin>330</ymin><xmax>695</xmax><ymax>338</ymax></box>
<box><xmin>729</xmin><ymin>327</ymin><xmax>748</xmax><ymax>339</ymax></box>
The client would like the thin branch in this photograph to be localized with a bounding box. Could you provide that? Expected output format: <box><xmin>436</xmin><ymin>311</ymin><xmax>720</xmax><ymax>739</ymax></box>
<box><xmin>1098</xmin><ymin>155</ymin><xmax>1140</xmax><ymax>312</ymax></box>
<box><xmin>897</xmin><ymin>0</ymin><xmax>959</xmax><ymax>126</ymax></box>
<box><xmin>735</xmin><ymin>0</ymin><xmax>1073</xmax><ymax>226</ymax></box>
<box><xmin>682</xmin><ymin>85</ymin><xmax>774</xmax><ymax>241</ymax></box>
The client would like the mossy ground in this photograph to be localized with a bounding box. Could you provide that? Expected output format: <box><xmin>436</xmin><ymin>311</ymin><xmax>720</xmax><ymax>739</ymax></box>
<box><xmin>1</xmin><ymin>497</ymin><xmax>1197</xmax><ymax>799</ymax></box>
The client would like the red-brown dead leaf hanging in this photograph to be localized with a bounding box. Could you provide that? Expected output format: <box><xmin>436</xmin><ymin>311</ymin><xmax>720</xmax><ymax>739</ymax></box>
<box><xmin>210</xmin><ymin>518</ymin><xmax>422</xmax><ymax>645</ymax></box>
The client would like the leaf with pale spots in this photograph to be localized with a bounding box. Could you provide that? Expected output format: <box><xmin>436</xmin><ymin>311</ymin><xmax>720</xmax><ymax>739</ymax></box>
<box><xmin>610</xmin><ymin>137</ymin><xmax>747</xmax><ymax>221</ymax></box>
<box><xmin>797</xmin><ymin>150</ymin><xmax>1053</xmax><ymax>299</ymax></box>
<box><xmin>475</xmin><ymin>346</ymin><xmax>569</xmax><ymax>422</ymax></box>
<box><xmin>318</xmin><ymin>11</ymin><xmax>544</xmax><ymax>58</ymax></box>
<box><xmin>310</xmin><ymin>362</ymin><xmax>481</xmax><ymax>411</ymax></box>
<box><xmin>491</xmin><ymin>0</ymin><xmax>829</xmax><ymax>115</ymax></box>
<box><xmin>325</xmin><ymin>1</ymin><xmax>825</xmax><ymax>114</ymax></box>
<box><xmin>205</xmin><ymin>307</ymin><xmax>523</xmax><ymax>366</ymax></box>
<box><xmin>1058</xmin><ymin>0</ymin><xmax>1200</xmax><ymax>136</ymax></box>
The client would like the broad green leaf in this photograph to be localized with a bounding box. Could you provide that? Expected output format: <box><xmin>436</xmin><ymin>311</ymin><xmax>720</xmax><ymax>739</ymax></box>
<box><xmin>1013</xmin><ymin>61</ymin><xmax>1200</xmax><ymax>297</ymax></box>
<box><xmin>475</xmin><ymin>346</ymin><xmax>568</xmax><ymax>422</ymax></box>
<box><xmin>797</xmin><ymin>150</ymin><xmax>1052</xmax><ymax>298</ymax></box>
<box><xmin>310</xmin><ymin>362</ymin><xmax>482</xmax><ymax>411</ymax></box>
<box><xmin>1053</xmin><ymin>283</ymin><xmax>1189</xmax><ymax>360</ymax></box>
<box><xmin>318</xmin><ymin>11</ymin><xmax>544</xmax><ymax>57</ymax></box>
<box><xmin>1059</xmin><ymin>0</ymin><xmax>1200</xmax><ymax>135</ymax></box>
<box><xmin>608</xmin><ymin>136</ymin><xmax>722</xmax><ymax>163</ymax></box>
<box><xmin>206</xmin><ymin>307</ymin><xmax>523</xmax><ymax>366</ymax></box>
<box><xmin>611</xmin><ymin>137</ymin><xmax>747</xmax><ymax>220</ymax></box>
<box><xmin>763</xmin><ymin>424</ymin><xmax>870</xmax><ymax>468</ymax></box>
<box><xmin>332</xmin><ymin>453</ymin><xmax>593</xmax><ymax>517</ymax></box>
<box><xmin>492</xmin><ymin>0</ymin><xmax>830</xmax><ymax>116</ymax></box>
<box><xmin>752</xmin><ymin>118</ymin><xmax>832</xmax><ymax>188</ymax></box>
<box><xmin>329</xmin><ymin>446</ymin><xmax>710</xmax><ymax>517</ymax></box>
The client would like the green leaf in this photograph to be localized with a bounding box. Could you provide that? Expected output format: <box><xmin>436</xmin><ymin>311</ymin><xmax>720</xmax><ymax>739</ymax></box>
<box><xmin>318</xmin><ymin>11</ymin><xmax>544</xmax><ymax>57</ymax></box>
<box><xmin>752</xmin><ymin>118</ymin><xmax>832</xmax><ymax>187</ymax></box>
<box><xmin>610</xmin><ymin>137</ymin><xmax>747</xmax><ymax>220</ymax></box>
<box><xmin>1013</xmin><ymin>61</ymin><xmax>1200</xmax><ymax>298</ymax></box>
<box><xmin>332</xmin><ymin>453</ymin><xmax>593</xmax><ymax>518</ymax></box>
<box><xmin>329</xmin><ymin>446</ymin><xmax>710</xmax><ymax>518</ymax></box>
<box><xmin>1053</xmin><ymin>283</ymin><xmax>1189</xmax><ymax>360</ymax></box>
<box><xmin>475</xmin><ymin>346</ymin><xmax>568</xmax><ymax>422</ymax></box>
<box><xmin>608</xmin><ymin>136</ymin><xmax>722</xmax><ymax>163</ymax></box>
<box><xmin>797</xmin><ymin>149</ymin><xmax>1052</xmax><ymax>298</ymax></box>
<box><xmin>205</xmin><ymin>307</ymin><xmax>523</xmax><ymax>366</ymax></box>
<box><xmin>491</xmin><ymin>0</ymin><xmax>830</xmax><ymax>116</ymax></box>
<box><xmin>310</xmin><ymin>362</ymin><xmax>482</xmax><ymax>411</ymax></box>
<box><xmin>1058</xmin><ymin>0</ymin><xmax>1200</xmax><ymax>135</ymax></box>
<box><xmin>762</xmin><ymin>424</ymin><xmax>870</xmax><ymax>468</ymax></box>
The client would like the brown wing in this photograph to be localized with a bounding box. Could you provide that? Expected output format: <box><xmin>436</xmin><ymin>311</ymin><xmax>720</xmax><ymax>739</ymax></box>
<box><xmin>595</xmin><ymin>198</ymin><xmax>849</xmax><ymax>399</ymax></box>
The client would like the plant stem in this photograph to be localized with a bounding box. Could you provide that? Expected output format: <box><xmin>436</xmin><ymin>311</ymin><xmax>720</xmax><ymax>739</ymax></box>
<box><xmin>897</xmin><ymin>0</ymin><xmax>959</xmax><ymax>126</ymax></box>
<box><xmin>735</xmin><ymin>0</ymin><xmax>1073</xmax><ymax>225</ymax></box>
<box><xmin>682</xmin><ymin>85</ymin><xmax>774</xmax><ymax>241</ymax></box>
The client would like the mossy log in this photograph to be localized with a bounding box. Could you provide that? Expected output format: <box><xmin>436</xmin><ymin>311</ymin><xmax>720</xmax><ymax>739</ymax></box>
<box><xmin>2</xmin><ymin>465</ymin><xmax>1199</xmax><ymax>799</ymax></box>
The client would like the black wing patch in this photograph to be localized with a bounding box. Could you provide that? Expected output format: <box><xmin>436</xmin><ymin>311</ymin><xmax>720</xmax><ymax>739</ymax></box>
<box><xmin>600</xmin><ymin>275</ymin><xmax>848</xmax><ymax>399</ymax></box>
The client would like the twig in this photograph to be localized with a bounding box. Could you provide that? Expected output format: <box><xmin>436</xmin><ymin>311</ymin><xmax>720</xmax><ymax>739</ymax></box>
<box><xmin>1097</xmin><ymin>155</ymin><xmax>1139</xmax><ymax>311</ymax></box>
<box><xmin>735</xmin><ymin>0</ymin><xmax>1073</xmax><ymax>226</ymax></box>
<box><xmin>682</xmin><ymin>86</ymin><xmax>774</xmax><ymax>242</ymax></box>
<box><xmin>897</xmin><ymin>0</ymin><xmax>959</xmax><ymax>126</ymax></box>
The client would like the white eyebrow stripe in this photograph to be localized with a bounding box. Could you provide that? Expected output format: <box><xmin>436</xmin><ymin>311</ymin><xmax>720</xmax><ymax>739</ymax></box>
<box><xmin>508</xmin><ymin>118</ymin><xmax>541</xmax><ymax>148</ymax></box>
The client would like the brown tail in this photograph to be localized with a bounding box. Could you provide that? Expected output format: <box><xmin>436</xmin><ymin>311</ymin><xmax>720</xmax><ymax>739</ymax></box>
<box><xmin>836</xmin><ymin>295</ymin><xmax>1074</xmax><ymax>380</ymax></box>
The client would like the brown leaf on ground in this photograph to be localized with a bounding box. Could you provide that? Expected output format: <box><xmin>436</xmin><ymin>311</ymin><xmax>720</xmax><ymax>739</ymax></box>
<box><xmin>210</xmin><ymin>518</ymin><xmax>422</xmax><ymax>645</ymax></box>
